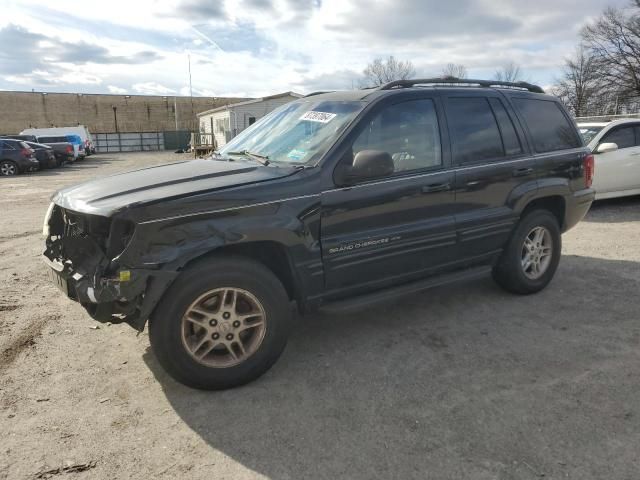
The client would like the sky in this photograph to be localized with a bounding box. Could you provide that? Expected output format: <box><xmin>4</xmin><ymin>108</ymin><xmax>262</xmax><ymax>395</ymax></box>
<box><xmin>0</xmin><ymin>0</ymin><xmax>630</xmax><ymax>97</ymax></box>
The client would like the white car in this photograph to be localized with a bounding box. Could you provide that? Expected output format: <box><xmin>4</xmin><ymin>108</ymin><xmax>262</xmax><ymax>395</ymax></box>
<box><xmin>578</xmin><ymin>119</ymin><xmax>640</xmax><ymax>200</ymax></box>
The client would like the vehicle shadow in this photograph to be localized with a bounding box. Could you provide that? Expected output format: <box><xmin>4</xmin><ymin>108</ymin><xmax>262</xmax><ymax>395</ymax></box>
<box><xmin>143</xmin><ymin>255</ymin><xmax>640</xmax><ymax>480</ymax></box>
<box><xmin>583</xmin><ymin>195</ymin><xmax>640</xmax><ymax>223</ymax></box>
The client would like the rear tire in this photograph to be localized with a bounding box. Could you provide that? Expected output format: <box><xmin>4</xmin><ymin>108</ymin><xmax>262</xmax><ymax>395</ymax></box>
<box><xmin>0</xmin><ymin>160</ymin><xmax>18</xmax><ymax>176</ymax></box>
<box><xmin>149</xmin><ymin>256</ymin><xmax>292</xmax><ymax>390</ymax></box>
<box><xmin>492</xmin><ymin>210</ymin><xmax>561</xmax><ymax>295</ymax></box>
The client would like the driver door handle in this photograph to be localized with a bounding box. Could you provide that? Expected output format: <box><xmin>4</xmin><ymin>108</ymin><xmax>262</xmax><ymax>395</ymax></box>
<box><xmin>421</xmin><ymin>183</ymin><xmax>451</xmax><ymax>193</ymax></box>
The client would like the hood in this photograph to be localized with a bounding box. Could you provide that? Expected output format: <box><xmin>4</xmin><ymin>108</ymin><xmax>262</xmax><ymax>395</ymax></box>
<box><xmin>52</xmin><ymin>159</ymin><xmax>298</xmax><ymax>216</ymax></box>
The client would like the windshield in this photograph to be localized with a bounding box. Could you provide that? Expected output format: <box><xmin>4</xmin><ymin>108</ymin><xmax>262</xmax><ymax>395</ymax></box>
<box><xmin>578</xmin><ymin>126</ymin><xmax>605</xmax><ymax>144</ymax></box>
<box><xmin>218</xmin><ymin>99</ymin><xmax>365</xmax><ymax>165</ymax></box>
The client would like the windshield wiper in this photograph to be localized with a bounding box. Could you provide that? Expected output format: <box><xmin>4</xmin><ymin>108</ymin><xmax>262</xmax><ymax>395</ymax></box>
<box><xmin>210</xmin><ymin>151</ymin><xmax>234</xmax><ymax>161</ymax></box>
<box><xmin>226</xmin><ymin>150</ymin><xmax>270</xmax><ymax>166</ymax></box>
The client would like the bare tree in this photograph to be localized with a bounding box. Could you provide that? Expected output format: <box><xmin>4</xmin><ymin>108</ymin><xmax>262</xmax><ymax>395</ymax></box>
<box><xmin>581</xmin><ymin>1</ymin><xmax>640</xmax><ymax>96</ymax></box>
<box><xmin>553</xmin><ymin>47</ymin><xmax>606</xmax><ymax>117</ymax></box>
<box><xmin>493</xmin><ymin>61</ymin><xmax>523</xmax><ymax>82</ymax></box>
<box><xmin>360</xmin><ymin>56</ymin><xmax>416</xmax><ymax>87</ymax></box>
<box><xmin>441</xmin><ymin>63</ymin><xmax>467</xmax><ymax>79</ymax></box>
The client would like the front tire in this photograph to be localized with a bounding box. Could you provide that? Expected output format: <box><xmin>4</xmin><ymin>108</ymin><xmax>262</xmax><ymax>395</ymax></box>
<box><xmin>149</xmin><ymin>256</ymin><xmax>292</xmax><ymax>390</ymax></box>
<box><xmin>492</xmin><ymin>210</ymin><xmax>561</xmax><ymax>295</ymax></box>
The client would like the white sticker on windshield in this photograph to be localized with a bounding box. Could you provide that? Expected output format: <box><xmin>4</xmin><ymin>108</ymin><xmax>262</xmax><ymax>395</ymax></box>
<box><xmin>300</xmin><ymin>111</ymin><xmax>337</xmax><ymax>123</ymax></box>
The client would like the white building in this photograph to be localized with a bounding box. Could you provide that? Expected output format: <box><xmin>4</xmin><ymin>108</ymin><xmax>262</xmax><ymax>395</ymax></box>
<box><xmin>197</xmin><ymin>92</ymin><xmax>302</xmax><ymax>148</ymax></box>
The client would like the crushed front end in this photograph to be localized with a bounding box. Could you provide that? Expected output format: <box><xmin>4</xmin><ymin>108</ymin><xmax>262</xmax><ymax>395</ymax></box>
<box><xmin>42</xmin><ymin>204</ymin><xmax>176</xmax><ymax>330</ymax></box>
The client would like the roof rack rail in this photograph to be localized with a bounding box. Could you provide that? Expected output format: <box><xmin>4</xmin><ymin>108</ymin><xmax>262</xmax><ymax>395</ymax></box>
<box><xmin>378</xmin><ymin>77</ymin><xmax>545</xmax><ymax>94</ymax></box>
<box><xmin>304</xmin><ymin>91</ymin><xmax>335</xmax><ymax>97</ymax></box>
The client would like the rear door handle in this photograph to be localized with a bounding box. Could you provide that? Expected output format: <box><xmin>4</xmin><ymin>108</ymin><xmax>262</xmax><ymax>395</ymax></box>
<box><xmin>421</xmin><ymin>183</ymin><xmax>451</xmax><ymax>193</ymax></box>
<box><xmin>512</xmin><ymin>167</ymin><xmax>534</xmax><ymax>177</ymax></box>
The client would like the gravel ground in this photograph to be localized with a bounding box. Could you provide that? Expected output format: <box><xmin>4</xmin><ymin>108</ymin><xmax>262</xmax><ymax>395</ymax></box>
<box><xmin>1</xmin><ymin>152</ymin><xmax>639</xmax><ymax>479</ymax></box>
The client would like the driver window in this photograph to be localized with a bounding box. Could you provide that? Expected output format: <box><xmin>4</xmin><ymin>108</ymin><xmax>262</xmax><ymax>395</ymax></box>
<box><xmin>601</xmin><ymin>126</ymin><xmax>635</xmax><ymax>149</ymax></box>
<box><xmin>351</xmin><ymin>99</ymin><xmax>442</xmax><ymax>173</ymax></box>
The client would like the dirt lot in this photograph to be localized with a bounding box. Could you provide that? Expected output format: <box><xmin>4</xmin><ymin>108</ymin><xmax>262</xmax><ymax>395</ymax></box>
<box><xmin>1</xmin><ymin>152</ymin><xmax>639</xmax><ymax>479</ymax></box>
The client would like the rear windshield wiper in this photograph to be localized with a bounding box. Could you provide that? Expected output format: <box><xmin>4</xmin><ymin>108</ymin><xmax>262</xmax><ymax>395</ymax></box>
<box><xmin>226</xmin><ymin>150</ymin><xmax>270</xmax><ymax>166</ymax></box>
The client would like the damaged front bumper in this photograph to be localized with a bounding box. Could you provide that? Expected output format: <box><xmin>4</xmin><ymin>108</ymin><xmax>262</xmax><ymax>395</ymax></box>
<box><xmin>43</xmin><ymin>204</ymin><xmax>177</xmax><ymax>330</ymax></box>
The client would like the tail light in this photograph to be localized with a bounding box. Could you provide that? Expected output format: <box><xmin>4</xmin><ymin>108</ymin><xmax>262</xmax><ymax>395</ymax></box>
<box><xmin>66</xmin><ymin>145</ymin><xmax>73</xmax><ymax>153</ymax></box>
<box><xmin>21</xmin><ymin>148</ymin><xmax>32</xmax><ymax>157</ymax></box>
<box><xmin>584</xmin><ymin>154</ymin><xmax>594</xmax><ymax>188</ymax></box>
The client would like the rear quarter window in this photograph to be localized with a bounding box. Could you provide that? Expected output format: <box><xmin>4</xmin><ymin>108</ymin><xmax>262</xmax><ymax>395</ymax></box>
<box><xmin>513</xmin><ymin>98</ymin><xmax>581</xmax><ymax>153</ymax></box>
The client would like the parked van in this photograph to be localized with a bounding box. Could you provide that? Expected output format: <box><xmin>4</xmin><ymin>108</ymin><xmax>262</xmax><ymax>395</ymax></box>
<box><xmin>21</xmin><ymin>126</ymin><xmax>95</xmax><ymax>155</ymax></box>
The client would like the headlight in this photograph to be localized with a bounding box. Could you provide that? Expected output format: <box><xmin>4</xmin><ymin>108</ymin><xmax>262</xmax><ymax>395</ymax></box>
<box><xmin>42</xmin><ymin>202</ymin><xmax>54</xmax><ymax>237</ymax></box>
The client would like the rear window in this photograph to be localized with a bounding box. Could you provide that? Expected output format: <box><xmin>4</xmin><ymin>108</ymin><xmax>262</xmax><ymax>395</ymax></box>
<box><xmin>513</xmin><ymin>98</ymin><xmax>581</xmax><ymax>152</ymax></box>
<box><xmin>447</xmin><ymin>97</ymin><xmax>504</xmax><ymax>164</ymax></box>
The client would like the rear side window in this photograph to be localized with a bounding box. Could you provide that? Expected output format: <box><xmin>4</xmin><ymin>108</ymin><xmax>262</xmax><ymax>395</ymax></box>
<box><xmin>601</xmin><ymin>126</ymin><xmax>636</xmax><ymax>149</ymax></box>
<box><xmin>447</xmin><ymin>97</ymin><xmax>504</xmax><ymax>163</ymax></box>
<box><xmin>513</xmin><ymin>98</ymin><xmax>581</xmax><ymax>152</ymax></box>
<box><xmin>488</xmin><ymin>98</ymin><xmax>522</xmax><ymax>156</ymax></box>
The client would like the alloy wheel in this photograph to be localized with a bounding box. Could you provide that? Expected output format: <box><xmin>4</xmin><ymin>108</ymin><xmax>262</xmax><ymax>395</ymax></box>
<box><xmin>0</xmin><ymin>162</ymin><xmax>17</xmax><ymax>176</ymax></box>
<box><xmin>181</xmin><ymin>287</ymin><xmax>267</xmax><ymax>368</ymax></box>
<box><xmin>521</xmin><ymin>226</ymin><xmax>553</xmax><ymax>280</ymax></box>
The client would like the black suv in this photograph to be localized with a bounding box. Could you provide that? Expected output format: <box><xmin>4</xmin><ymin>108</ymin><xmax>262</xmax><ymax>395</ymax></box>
<box><xmin>43</xmin><ymin>79</ymin><xmax>595</xmax><ymax>390</ymax></box>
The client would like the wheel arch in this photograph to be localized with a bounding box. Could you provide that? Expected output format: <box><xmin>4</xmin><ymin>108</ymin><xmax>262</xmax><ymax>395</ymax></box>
<box><xmin>520</xmin><ymin>195</ymin><xmax>566</xmax><ymax>230</ymax></box>
<box><xmin>179</xmin><ymin>241</ymin><xmax>302</xmax><ymax>304</ymax></box>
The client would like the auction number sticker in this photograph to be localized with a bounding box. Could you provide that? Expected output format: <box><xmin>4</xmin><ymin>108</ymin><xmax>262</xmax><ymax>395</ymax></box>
<box><xmin>300</xmin><ymin>111</ymin><xmax>337</xmax><ymax>123</ymax></box>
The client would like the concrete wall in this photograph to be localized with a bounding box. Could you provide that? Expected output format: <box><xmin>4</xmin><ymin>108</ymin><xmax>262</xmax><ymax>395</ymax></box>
<box><xmin>0</xmin><ymin>91</ymin><xmax>247</xmax><ymax>135</ymax></box>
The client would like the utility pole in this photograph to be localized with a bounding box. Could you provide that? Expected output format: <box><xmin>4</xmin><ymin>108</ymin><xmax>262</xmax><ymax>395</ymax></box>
<box><xmin>188</xmin><ymin>53</ymin><xmax>194</xmax><ymax>130</ymax></box>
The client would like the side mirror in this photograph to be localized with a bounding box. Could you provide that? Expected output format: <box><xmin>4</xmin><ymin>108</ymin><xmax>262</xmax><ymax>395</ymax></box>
<box><xmin>341</xmin><ymin>150</ymin><xmax>394</xmax><ymax>185</ymax></box>
<box><xmin>596</xmin><ymin>142</ymin><xmax>618</xmax><ymax>154</ymax></box>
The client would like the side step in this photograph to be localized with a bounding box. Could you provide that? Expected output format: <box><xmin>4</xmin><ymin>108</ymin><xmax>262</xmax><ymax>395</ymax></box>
<box><xmin>320</xmin><ymin>265</ymin><xmax>492</xmax><ymax>314</ymax></box>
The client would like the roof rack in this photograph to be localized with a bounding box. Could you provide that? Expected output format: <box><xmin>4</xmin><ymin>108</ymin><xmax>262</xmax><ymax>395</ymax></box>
<box><xmin>378</xmin><ymin>78</ymin><xmax>545</xmax><ymax>94</ymax></box>
<box><xmin>304</xmin><ymin>91</ymin><xmax>335</xmax><ymax>98</ymax></box>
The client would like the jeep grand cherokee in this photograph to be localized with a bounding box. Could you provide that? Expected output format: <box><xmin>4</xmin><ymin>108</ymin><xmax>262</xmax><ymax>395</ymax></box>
<box><xmin>43</xmin><ymin>78</ymin><xmax>595</xmax><ymax>390</ymax></box>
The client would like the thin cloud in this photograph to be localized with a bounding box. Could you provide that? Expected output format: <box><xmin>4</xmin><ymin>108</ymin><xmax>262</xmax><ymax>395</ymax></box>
<box><xmin>0</xmin><ymin>24</ymin><xmax>162</xmax><ymax>75</ymax></box>
<box><xmin>0</xmin><ymin>0</ymin><xmax>632</xmax><ymax>95</ymax></box>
